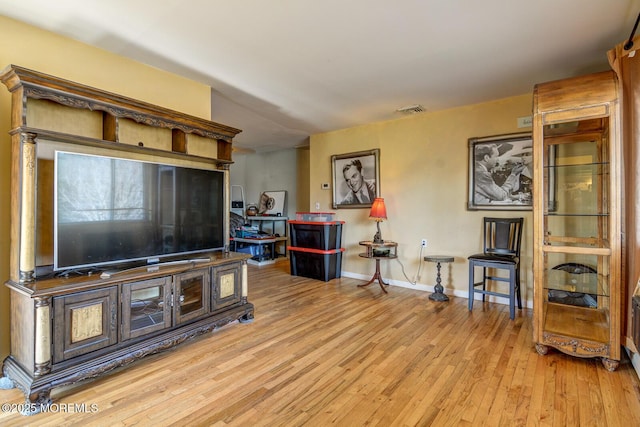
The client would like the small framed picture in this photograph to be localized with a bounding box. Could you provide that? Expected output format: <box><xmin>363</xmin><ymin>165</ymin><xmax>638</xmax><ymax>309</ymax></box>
<box><xmin>331</xmin><ymin>149</ymin><xmax>380</xmax><ymax>209</ymax></box>
<box><xmin>258</xmin><ymin>190</ymin><xmax>286</xmax><ymax>216</ymax></box>
<box><xmin>468</xmin><ymin>133</ymin><xmax>532</xmax><ymax>210</ymax></box>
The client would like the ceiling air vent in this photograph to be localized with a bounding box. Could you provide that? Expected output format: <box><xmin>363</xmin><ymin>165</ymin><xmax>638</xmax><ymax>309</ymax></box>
<box><xmin>396</xmin><ymin>104</ymin><xmax>425</xmax><ymax>114</ymax></box>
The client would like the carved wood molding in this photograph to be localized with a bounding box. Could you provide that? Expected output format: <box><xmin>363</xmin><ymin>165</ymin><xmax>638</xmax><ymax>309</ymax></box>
<box><xmin>542</xmin><ymin>332</ymin><xmax>610</xmax><ymax>357</ymax></box>
<box><xmin>1</xmin><ymin>65</ymin><xmax>241</xmax><ymax>142</ymax></box>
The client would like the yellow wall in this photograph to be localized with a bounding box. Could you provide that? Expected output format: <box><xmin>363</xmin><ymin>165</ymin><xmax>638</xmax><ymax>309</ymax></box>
<box><xmin>0</xmin><ymin>15</ymin><xmax>213</xmax><ymax>360</ymax></box>
<box><xmin>0</xmin><ymin>14</ymin><xmax>535</xmax><ymax>362</ymax></box>
<box><xmin>310</xmin><ymin>94</ymin><xmax>534</xmax><ymax>301</ymax></box>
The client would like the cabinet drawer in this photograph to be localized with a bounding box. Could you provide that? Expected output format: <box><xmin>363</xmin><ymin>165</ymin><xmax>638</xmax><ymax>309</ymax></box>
<box><xmin>53</xmin><ymin>287</ymin><xmax>118</xmax><ymax>363</ymax></box>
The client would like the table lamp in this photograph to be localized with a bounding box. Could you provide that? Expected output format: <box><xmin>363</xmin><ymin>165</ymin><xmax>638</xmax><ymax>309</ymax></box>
<box><xmin>369</xmin><ymin>197</ymin><xmax>387</xmax><ymax>243</ymax></box>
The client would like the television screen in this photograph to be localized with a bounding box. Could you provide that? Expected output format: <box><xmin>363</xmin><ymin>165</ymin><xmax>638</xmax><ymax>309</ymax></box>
<box><xmin>54</xmin><ymin>151</ymin><xmax>225</xmax><ymax>271</ymax></box>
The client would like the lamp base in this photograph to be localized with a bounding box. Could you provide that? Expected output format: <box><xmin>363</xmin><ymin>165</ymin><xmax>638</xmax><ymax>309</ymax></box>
<box><xmin>373</xmin><ymin>221</ymin><xmax>383</xmax><ymax>244</ymax></box>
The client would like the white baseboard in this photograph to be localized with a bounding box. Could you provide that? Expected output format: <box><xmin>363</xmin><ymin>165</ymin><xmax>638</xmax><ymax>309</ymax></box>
<box><xmin>340</xmin><ymin>270</ymin><xmax>533</xmax><ymax>309</ymax></box>
<box><xmin>247</xmin><ymin>259</ymin><xmax>275</xmax><ymax>266</ymax></box>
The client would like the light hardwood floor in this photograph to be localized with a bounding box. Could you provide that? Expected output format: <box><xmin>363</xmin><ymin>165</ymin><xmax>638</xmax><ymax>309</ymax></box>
<box><xmin>1</xmin><ymin>260</ymin><xmax>639</xmax><ymax>426</ymax></box>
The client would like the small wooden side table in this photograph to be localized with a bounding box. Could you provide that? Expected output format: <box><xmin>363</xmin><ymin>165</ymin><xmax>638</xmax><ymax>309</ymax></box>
<box><xmin>424</xmin><ymin>255</ymin><xmax>454</xmax><ymax>301</ymax></box>
<box><xmin>358</xmin><ymin>241</ymin><xmax>398</xmax><ymax>293</ymax></box>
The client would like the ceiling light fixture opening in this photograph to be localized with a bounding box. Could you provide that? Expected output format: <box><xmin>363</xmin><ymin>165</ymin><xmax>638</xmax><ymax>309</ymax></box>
<box><xmin>396</xmin><ymin>104</ymin><xmax>425</xmax><ymax>114</ymax></box>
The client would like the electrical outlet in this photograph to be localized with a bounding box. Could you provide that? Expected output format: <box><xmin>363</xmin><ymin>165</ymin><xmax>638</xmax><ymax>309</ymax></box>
<box><xmin>421</xmin><ymin>239</ymin><xmax>427</xmax><ymax>248</ymax></box>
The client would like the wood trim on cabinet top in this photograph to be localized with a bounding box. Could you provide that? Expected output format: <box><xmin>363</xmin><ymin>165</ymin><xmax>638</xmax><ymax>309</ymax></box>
<box><xmin>0</xmin><ymin>64</ymin><xmax>241</xmax><ymax>144</ymax></box>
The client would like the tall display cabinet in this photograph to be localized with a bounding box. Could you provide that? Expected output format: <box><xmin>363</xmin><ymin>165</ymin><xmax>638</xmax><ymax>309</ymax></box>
<box><xmin>532</xmin><ymin>71</ymin><xmax>622</xmax><ymax>371</ymax></box>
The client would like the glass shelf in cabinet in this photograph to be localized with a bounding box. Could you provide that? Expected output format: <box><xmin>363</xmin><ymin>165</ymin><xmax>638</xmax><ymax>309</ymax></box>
<box><xmin>544</xmin><ymin>212</ymin><xmax>609</xmax><ymax>216</ymax></box>
<box><xmin>542</xmin><ymin>253</ymin><xmax>610</xmax><ymax>300</ymax></box>
<box><xmin>543</xmin><ymin>269</ymin><xmax>609</xmax><ymax>297</ymax></box>
<box><xmin>543</xmin><ymin>161</ymin><xmax>609</xmax><ymax>169</ymax></box>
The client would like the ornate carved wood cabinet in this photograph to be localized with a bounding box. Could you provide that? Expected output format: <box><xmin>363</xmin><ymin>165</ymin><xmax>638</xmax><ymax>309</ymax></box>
<box><xmin>532</xmin><ymin>71</ymin><xmax>622</xmax><ymax>370</ymax></box>
<box><xmin>0</xmin><ymin>65</ymin><xmax>254</xmax><ymax>413</ymax></box>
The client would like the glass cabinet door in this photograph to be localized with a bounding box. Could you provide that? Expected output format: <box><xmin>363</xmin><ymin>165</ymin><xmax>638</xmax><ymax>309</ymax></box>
<box><xmin>540</xmin><ymin>117</ymin><xmax>612</xmax><ymax>346</ymax></box>
<box><xmin>543</xmin><ymin>120</ymin><xmax>610</xmax><ymax>247</ymax></box>
<box><xmin>174</xmin><ymin>268</ymin><xmax>210</xmax><ymax>324</ymax></box>
<box><xmin>122</xmin><ymin>277</ymin><xmax>172</xmax><ymax>340</ymax></box>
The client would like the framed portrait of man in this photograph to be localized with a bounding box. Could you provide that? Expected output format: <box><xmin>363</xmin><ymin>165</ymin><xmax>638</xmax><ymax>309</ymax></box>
<box><xmin>331</xmin><ymin>149</ymin><xmax>380</xmax><ymax>209</ymax></box>
<box><xmin>468</xmin><ymin>133</ymin><xmax>532</xmax><ymax>210</ymax></box>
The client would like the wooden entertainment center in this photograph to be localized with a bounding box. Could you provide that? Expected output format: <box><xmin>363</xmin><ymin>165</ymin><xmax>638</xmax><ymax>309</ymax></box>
<box><xmin>0</xmin><ymin>65</ymin><xmax>254</xmax><ymax>414</ymax></box>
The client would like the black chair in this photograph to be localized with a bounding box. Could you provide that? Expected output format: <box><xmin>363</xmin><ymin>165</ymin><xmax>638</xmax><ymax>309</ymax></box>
<box><xmin>468</xmin><ymin>217</ymin><xmax>523</xmax><ymax>319</ymax></box>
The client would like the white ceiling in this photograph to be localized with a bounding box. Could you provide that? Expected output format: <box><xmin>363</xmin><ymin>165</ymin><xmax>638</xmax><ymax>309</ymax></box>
<box><xmin>0</xmin><ymin>1</ymin><xmax>638</xmax><ymax>152</ymax></box>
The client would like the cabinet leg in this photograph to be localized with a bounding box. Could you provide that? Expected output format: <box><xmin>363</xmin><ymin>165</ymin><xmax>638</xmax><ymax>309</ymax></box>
<box><xmin>601</xmin><ymin>358</ymin><xmax>619</xmax><ymax>372</ymax></box>
<box><xmin>239</xmin><ymin>311</ymin><xmax>254</xmax><ymax>323</ymax></box>
<box><xmin>535</xmin><ymin>343</ymin><xmax>548</xmax><ymax>355</ymax></box>
<box><xmin>19</xmin><ymin>390</ymin><xmax>52</xmax><ymax>415</ymax></box>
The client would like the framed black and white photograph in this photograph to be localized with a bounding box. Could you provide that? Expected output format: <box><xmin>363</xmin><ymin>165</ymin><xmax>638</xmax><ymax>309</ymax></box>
<box><xmin>468</xmin><ymin>132</ymin><xmax>532</xmax><ymax>211</ymax></box>
<box><xmin>331</xmin><ymin>149</ymin><xmax>380</xmax><ymax>209</ymax></box>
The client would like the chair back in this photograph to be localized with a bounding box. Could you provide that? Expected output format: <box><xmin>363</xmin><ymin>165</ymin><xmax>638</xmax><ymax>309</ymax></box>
<box><xmin>483</xmin><ymin>217</ymin><xmax>523</xmax><ymax>257</ymax></box>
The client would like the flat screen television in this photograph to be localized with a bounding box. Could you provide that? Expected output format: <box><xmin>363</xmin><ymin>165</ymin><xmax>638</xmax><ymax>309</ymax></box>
<box><xmin>54</xmin><ymin>151</ymin><xmax>225</xmax><ymax>272</ymax></box>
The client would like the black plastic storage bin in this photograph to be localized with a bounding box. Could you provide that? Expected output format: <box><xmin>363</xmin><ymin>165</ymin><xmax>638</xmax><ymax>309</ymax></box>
<box><xmin>288</xmin><ymin>246</ymin><xmax>344</xmax><ymax>281</ymax></box>
<box><xmin>289</xmin><ymin>220</ymin><xmax>344</xmax><ymax>250</ymax></box>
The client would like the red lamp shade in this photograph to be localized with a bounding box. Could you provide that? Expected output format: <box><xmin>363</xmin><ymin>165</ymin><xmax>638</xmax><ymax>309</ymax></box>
<box><xmin>369</xmin><ymin>198</ymin><xmax>386</xmax><ymax>243</ymax></box>
<box><xmin>369</xmin><ymin>197</ymin><xmax>387</xmax><ymax>221</ymax></box>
